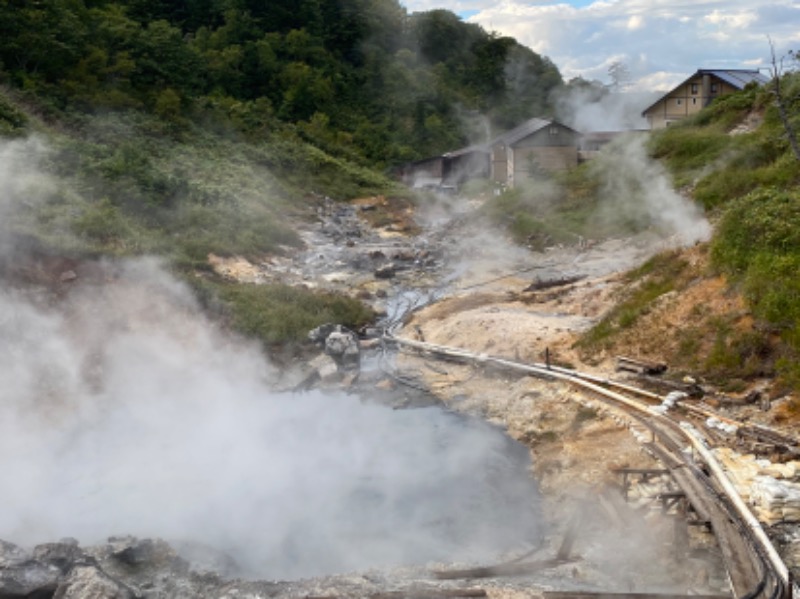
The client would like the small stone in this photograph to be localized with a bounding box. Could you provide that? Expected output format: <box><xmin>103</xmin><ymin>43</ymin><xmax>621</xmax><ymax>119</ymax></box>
<box><xmin>59</xmin><ymin>270</ymin><xmax>78</xmax><ymax>282</ymax></box>
<box><xmin>374</xmin><ymin>264</ymin><xmax>396</xmax><ymax>279</ymax></box>
<box><xmin>375</xmin><ymin>378</ymin><xmax>395</xmax><ymax>391</ymax></box>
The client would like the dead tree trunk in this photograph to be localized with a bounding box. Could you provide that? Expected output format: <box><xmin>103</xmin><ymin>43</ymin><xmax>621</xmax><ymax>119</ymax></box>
<box><xmin>769</xmin><ymin>39</ymin><xmax>800</xmax><ymax>162</ymax></box>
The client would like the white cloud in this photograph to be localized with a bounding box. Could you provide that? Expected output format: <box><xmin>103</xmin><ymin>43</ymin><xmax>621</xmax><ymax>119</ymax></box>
<box><xmin>627</xmin><ymin>14</ymin><xmax>645</xmax><ymax>30</ymax></box>
<box><xmin>400</xmin><ymin>0</ymin><xmax>800</xmax><ymax>91</ymax></box>
<box><xmin>703</xmin><ymin>8</ymin><xmax>758</xmax><ymax>29</ymax></box>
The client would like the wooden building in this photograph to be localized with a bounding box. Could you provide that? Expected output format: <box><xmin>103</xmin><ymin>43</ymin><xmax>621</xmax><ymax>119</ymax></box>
<box><xmin>397</xmin><ymin>145</ymin><xmax>489</xmax><ymax>190</ymax></box>
<box><xmin>489</xmin><ymin>118</ymin><xmax>581</xmax><ymax>187</ymax></box>
<box><xmin>642</xmin><ymin>69</ymin><xmax>769</xmax><ymax>129</ymax></box>
<box><xmin>397</xmin><ymin>118</ymin><xmax>581</xmax><ymax>191</ymax></box>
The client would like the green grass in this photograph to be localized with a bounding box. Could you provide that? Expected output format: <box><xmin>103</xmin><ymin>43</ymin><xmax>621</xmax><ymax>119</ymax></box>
<box><xmin>649</xmin><ymin>125</ymin><xmax>731</xmax><ymax>186</ymax></box>
<box><xmin>477</xmin><ymin>159</ymin><xmax>650</xmax><ymax>249</ymax></box>
<box><xmin>196</xmin><ymin>279</ymin><xmax>376</xmax><ymax>348</ymax></box>
<box><xmin>1</xmin><ymin>97</ymin><xmax>394</xmax><ymax>348</ymax></box>
<box><xmin>576</xmin><ymin>251</ymin><xmax>691</xmax><ymax>350</ymax></box>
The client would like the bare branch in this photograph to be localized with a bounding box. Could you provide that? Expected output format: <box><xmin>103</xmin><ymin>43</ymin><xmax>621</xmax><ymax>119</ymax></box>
<box><xmin>768</xmin><ymin>36</ymin><xmax>800</xmax><ymax>162</ymax></box>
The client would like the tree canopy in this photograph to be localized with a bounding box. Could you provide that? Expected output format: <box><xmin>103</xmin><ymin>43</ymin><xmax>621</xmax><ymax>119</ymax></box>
<box><xmin>0</xmin><ymin>0</ymin><xmax>563</xmax><ymax>164</ymax></box>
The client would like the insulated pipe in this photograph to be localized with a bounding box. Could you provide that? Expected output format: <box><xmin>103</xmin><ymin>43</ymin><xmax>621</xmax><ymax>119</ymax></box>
<box><xmin>387</xmin><ymin>333</ymin><xmax>793</xmax><ymax>596</ymax></box>
<box><xmin>681</xmin><ymin>423</ymin><xmax>791</xmax><ymax>590</ymax></box>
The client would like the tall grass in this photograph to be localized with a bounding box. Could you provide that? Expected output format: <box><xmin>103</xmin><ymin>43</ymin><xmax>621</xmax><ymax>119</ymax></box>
<box><xmin>2</xmin><ymin>99</ymin><xmax>391</xmax><ymax>347</ymax></box>
<box><xmin>197</xmin><ymin>280</ymin><xmax>376</xmax><ymax>348</ymax></box>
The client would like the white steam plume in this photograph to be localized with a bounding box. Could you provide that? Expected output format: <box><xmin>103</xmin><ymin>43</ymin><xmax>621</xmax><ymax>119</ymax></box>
<box><xmin>554</xmin><ymin>87</ymin><xmax>658</xmax><ymax>132</ymax></box>
<box><xmin>591</xmin><ymin>134</ymin><xmax>711</xmax><ymax>246</ymax></box>
<box><xmin>0</xmin><ymin>139</ymin><xmax>541</xmax><ymax>579</ymax></box>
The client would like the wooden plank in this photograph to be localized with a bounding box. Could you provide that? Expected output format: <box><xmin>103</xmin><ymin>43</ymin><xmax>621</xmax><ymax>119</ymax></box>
<box><xmin>543</xmin><ymin>593</ymin><xmax>730</xmax><ymax>599</ymax></box>
<box><xmin>432</xmin><ymin>557</ymin><xmax>575</xmax><ymax>580</ymax></box>
<box><xmin>370</xmin><ymin>591</ymin><xmax>487</xmax><ymax>599</ymax></box>
<box><xmin>615</xmin><ymin>356</ymin><xmax>667</xmax><ymax>375</ymax></box>
<box><xmin>611</xmin><ymin>468</ymin><xmax>669</xmax><ymax>475</ymax></box>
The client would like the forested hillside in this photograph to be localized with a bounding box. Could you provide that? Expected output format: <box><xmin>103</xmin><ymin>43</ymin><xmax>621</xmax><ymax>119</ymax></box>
<box><xmin>0</xmin><ymin>0</ymin><xmax>562</xmax><ymax>163</ymax></box>
<box><xmin>0</xmin><ymin>0</ymin><xmax>570</xmax><ymax>353</ymax></box>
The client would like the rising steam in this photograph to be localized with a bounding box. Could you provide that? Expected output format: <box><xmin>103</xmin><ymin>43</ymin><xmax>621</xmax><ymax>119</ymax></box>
<box><xmin>0</xmin><ymin>139</ymin><xmax>541</xmax><ymax>579</ymax></box>
<box><xmin>590</xmin><ymin>134</ymin><xmax>711</xmax><ymax>245</ymax></box>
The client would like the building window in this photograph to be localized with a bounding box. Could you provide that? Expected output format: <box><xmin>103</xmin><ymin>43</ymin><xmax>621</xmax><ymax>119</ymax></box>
<box><xmin>676</xmin><ymin>99</ymin><xmax>682</xmax><ymax>106</ymax></box>
<box><xmin>692</xmin><ymin>98</ymin><xmax>697</xmax><ymax>105</ymax></box>
<box><xmin>549</xmin><ymin>127</ymin><xmax>558</xmax><ymax>136</ymax></box>
<box><xmin>691</xmin><ymin>83</ymin><xmax>698</xmax><ymax>94</ymax></box>
<box><xmin>711</xmin><ymin>83</ymin><xmax>718</xmax><ymax>94</ymax></box>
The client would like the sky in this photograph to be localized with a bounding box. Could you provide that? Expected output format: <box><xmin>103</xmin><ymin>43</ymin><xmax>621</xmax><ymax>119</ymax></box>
<box><xmin>400</xmin><ymin>0</ymin><xmax>800</xmax><ymax>91</ymax></box>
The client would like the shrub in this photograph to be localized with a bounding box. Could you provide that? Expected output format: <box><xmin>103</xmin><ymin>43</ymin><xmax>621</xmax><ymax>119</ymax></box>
<box><xmin>711</xmin><ymin>187</ymin><xmax>800</xmax><ymax>275</ymax></box>
<box><xmin>0</xmin><ymin>93</ymin><xmax>28</xmax><ymax>135</ymax></box>
<box><xmin>711</xmin><ymin>187</ymin><xmax>800</xmax><ymax>388</ymax></box>
<box><xmin>205</xmin><ymin>281</ymin><xmax>376</xmax><ymax>347</ymax></box>
<box><xmin>73</xmin><ymin>198</ymin><xmax>131</xmax><ymax>245</ymax></box>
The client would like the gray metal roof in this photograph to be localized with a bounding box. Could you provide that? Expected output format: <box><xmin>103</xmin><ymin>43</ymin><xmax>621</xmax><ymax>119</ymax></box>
<box><xmin>405</xmin><ymin>118</ymin><xmax>577</xmax><ymax>169</ymax></box>
<box><xmin>491</xmin><ymin>118</ymin><xmax>578</xmax><ymax>147</ymax></box>
<box><xmin>706</xmin><ymin>69</ymin><xmax>770</xmax><ymax>88</ymax></box>
<box><xmin>443</xmin><ymin>143</ymin><xmax>490</xmax><ymax>158</ymax></box>
<box><xmin>642</xmin><ymin>69</ymin><xmax>770</xmax><ymax>115</ymax></box>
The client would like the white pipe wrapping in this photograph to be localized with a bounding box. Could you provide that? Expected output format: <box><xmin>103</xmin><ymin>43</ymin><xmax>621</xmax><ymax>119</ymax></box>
<box><xmin>388</xmin><ymin>333</ymin><xmax>792</xmax><ymax>592</ymax></box>
<box><xmin>681</xmin><ymin>423</ymin><xmax>791</xmax><ymax>587</ymax></box>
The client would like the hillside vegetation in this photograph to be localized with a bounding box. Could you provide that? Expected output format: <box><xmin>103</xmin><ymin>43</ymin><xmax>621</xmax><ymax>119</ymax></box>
<box><xmin>578</xmin><ymin>74</ymin><xmax>800</xmax><ymax>394</ymax></box>
<box><xmin>0</xmin><ymin>0</ymin><xmax>575</xmax><ymax>354</ymax></box>
<box><xmin>0</xmin><ymin>0</ymin><xmax>562</xmax><ymax>164</ymax></box>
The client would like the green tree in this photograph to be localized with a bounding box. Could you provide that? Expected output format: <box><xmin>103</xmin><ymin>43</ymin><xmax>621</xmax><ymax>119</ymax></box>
<box><xmin>0</xmin><ymin>0</ymin><xmax>89</xmax><ymax>83</ymax></box>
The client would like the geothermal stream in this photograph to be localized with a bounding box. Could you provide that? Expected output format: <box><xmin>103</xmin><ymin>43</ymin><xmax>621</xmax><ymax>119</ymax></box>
<box><xmin>0</xmin><ymin>194</ymin><xmax>714</xmax><ymax>597</ymax></box>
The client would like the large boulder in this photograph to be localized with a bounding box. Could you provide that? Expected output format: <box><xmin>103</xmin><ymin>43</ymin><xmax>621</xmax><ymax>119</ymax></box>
<box><xmin>33</xmin><ymin>540</ymin><xmax>84</xmax><ymax>574</ymax></box>
<box><xmin>53</xmin><ymin>566</ymin><xmax>136</xmax><ymax>599</ymax></box>
<box><xmin>0</xmin><ymin>540</ymin><xmax>63</xmax><ymax>598</ymax></box>
<box><xmin>308</xmin><ymin>324</ymin><xmax>361</xmax><ymax>372</ymax></box>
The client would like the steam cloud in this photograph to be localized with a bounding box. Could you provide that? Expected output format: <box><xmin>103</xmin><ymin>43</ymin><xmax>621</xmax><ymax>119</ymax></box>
<box><xmin>0</xmin><ymin>139</ymin><xmax>541</xmax><ymax>579</ymax></box>
<box><xmin>554</xmin><ymin>86</ymin><xmax>659</xmax><ymax>133</ymax></box>
<box><xmin>590</xmin><ymin>134</ymin><xmax>711</xmax><ymax>246</ymax></box>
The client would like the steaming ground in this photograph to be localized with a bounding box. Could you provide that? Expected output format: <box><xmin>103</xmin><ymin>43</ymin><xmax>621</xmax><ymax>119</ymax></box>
<box><xmin>0</xmin><ymin>258</ymin><xmax>541</xmax><ymax>579</ymax></box>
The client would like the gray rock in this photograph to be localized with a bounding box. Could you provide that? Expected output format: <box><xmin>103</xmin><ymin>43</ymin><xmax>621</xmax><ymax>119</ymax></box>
<box><xmin>110</xmin><ymin>538</ymin><xmax>161</xmax><ymax>567</ymax></box>
<box><xmin>53</xmin><ymin>565</ymin><xmax>136</xmax><ymax>599</ymax></box>
<box><xmin>324</xmin><ymin>328</ymin><xmax>360</xmax><ymax>371</ymax></box>
<box><xmin>309</xmin><ymin>324</ymin><xmax>361</xmax><ymax>372</ymax></box>
<box><xmin>308</xmin><ymin>353</ymin><xmax>341</xmax><ymax>383</ymax></box>
<box><xmin>0</xmin><ymin>541</ymin><xmax>62</xmax><ymax>598</ymax></box>
<box><xmin>0</xmin><ymin>540</ymin><xmax>28</xmax><ymax>568</ymax></box>
<box><xmin>308</xmin><ymin>323</ymin><xmax>337</xmax><ymax>344</ymax></box>
<box><xmin>171</xmin><ymin>541</ymin><xmax>239</xmax><ymax>578</ymax></box>
<box><xmin>33</xmin><ymin>541</ymin><xmax>85</xmax><ymax>573</ymax></box>
<box><xmin>374</xmin><ymin>264</ymin><xmax>396</xmax><ymax>279</ymax></box>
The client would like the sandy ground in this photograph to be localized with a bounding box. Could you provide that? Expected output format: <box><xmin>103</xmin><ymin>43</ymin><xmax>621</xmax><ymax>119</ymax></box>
<box><xmin>396</xmin><ymin>269</ymin><xmax>661</xmax><ymax>497</ymax></box>
<box><xmin>389</xmin><ymin>253</ymin><xmax>729</xmax><ymax>594</ymax></box>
